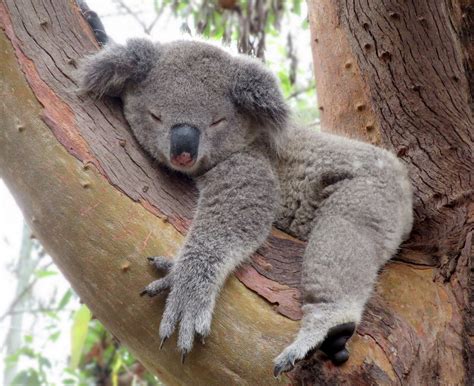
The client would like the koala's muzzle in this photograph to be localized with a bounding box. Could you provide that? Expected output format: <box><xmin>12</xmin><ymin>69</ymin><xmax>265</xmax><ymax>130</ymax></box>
<box><xmin>170</xmin><ymin>124</ymin><xmax>200</xmax><ymax>168</ymax></box>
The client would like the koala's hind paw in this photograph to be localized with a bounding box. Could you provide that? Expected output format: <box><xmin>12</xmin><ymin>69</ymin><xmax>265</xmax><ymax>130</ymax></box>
<box><xmin>273</xmin><ymin>322</ymin><xmax>356</xmax><ymax>378</ymax></box>
<box><xmin>146</xmin><ymin>255</ymin><xmax>174</xmax><ymax>272</ymax></box>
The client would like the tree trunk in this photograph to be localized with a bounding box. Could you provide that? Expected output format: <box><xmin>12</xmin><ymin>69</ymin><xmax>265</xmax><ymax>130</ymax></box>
<box><xmin>307</xmin><ymin>0</ymin><xmax>473</xmax><ymax>384</ymax></box>
<box><xmin>0</xmin><ymin>0</ymin><xmax>471</xmax><ymax>385</ymax></box>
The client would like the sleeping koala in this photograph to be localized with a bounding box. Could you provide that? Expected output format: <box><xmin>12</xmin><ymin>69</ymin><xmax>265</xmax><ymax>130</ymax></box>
<box><xmin>79</xmin><ymin>38</ymin><xmax>413</xmax><ymax>376</ymax></box>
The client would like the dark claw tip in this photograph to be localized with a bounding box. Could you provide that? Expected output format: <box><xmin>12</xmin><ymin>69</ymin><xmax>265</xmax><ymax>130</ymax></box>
<box><xmin>273</xmin><ymin>362</ymin><xmax>292</xmax><ymax>378</ymax></box>
<box><xmin>181</xmin><ymin>352</ymin><xmax>187</xmax><ymax>364</ymax></box>
<box><xmin>197</xmin><ymin>334</ymin><xmax>206</xmax><ymax>345</ymax></box>
<box><xmin>159</xmin><ymin>337</ymin><xmax>167</xmax><ymax>350</ymax></box>
<box><xmin>139</xmin><ymin>289</ymin><xmax>148</xmax><ymax>297</ymax></box>
<box><xmin>147</xmin><ymin>256</ymin><xmax>155</xmax><ymax>262</ymax></box>
<box><xmin>273</xmin><ymin>365</ymin><xmax>282</xmax><ymax>378</ymax></box>
<box><xmin>331</xmin><ymin>349</ymin><xmax>350</xmax><ymax>365</ymax></box>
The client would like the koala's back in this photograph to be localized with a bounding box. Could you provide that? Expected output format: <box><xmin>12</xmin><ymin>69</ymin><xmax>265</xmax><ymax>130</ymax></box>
<box><xmin>273</xmin><ymin>127</ymin><xmax>413</xmax><ymax>246</ymax></box>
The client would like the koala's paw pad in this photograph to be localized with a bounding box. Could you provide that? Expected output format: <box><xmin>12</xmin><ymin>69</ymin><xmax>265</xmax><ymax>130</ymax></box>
<box><xmin>273</xmin><ymin>322</ymin><xmax>356</xmax><ymax>378</ymax></box>
<box><xmin>320</xmin><ymin>322</ymin><xmax>355</xmax><ymax>365</ymax></box>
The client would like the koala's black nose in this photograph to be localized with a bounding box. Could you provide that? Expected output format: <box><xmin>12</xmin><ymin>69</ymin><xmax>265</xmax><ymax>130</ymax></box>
<box><xmin>170</xmin><ymin>124</ymin><xmax>200</xmax><ymax>168</ymax></box>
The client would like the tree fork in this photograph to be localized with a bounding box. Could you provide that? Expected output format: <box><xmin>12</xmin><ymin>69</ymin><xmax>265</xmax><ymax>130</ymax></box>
<box><xmin>0</xmin><ymin>0</ymin><xmax>472</xmax><ymax>384</ymax></box>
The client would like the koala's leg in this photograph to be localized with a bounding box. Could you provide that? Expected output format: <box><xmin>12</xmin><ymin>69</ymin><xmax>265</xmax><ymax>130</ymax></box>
<box><xmin>274</xmin><ymin>177</ymin><xmax>408</xmax><ymax>376</ymax></box>
<box><xmin>141</xmin><ymin>152</ymin><xmax>279</xmax><ymax>358</ymax></box>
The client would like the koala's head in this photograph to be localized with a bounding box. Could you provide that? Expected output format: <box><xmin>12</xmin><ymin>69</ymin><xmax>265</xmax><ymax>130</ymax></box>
<box><xmin>79</xmin><ymin>38</ymin><xmax>289</xmax><ymax>175</ymax></box>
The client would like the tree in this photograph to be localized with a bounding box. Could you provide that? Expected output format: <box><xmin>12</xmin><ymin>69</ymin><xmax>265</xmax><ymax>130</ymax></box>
<box><xmin>0</xmin><ymin>1</ymin><xmax>471</xmax><ymax>385</ymax></box>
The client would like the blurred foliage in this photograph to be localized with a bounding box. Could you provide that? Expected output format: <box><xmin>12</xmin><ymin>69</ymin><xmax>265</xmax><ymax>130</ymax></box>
<box><xmin>4</xmin><ymin>281</ymin><xmax>160</xmax><ymax>385</ymax></box>
<box><xmin>70</xmin><ymin>305</ymin><xmax>92</xmax><ymax>370</ymax></box>
<box><xmin>3</xmin><ymin>243</ymin><xmax>159</xmax><ymax>386</ymax></box>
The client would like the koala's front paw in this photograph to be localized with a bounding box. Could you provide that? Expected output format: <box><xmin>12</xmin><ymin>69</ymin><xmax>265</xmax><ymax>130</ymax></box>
<box><xmin>141</xmin><ymin>257</ymin><xmax>216</xmax><ymax>361</ymax></box>
<box><xmin>273</xmin><ymin>322</ymin><xmax>356</xmax><ymax>377</ymax></box>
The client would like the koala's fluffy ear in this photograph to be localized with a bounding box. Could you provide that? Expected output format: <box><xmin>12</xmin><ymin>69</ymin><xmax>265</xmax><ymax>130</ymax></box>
<box><xmin>78</xmin><ymin>38</ymin><xmax>158</xmax><ymax>98</ymax></box>
<box><xmin>231</xmin><ymin>57</ymin><xmax>289</xmax><ymax>147</ymax></box>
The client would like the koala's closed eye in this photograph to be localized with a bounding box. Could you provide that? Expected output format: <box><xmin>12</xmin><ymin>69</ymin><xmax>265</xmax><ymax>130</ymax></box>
<box><xmin>149</xmin><ymin>111</ymin><xmax>162</xmax><ymax>122</ymax></box>
<box><xmin>209</xmin><ymin>117</ymin><xmax>227</xmax><ymax>128</ymax></box>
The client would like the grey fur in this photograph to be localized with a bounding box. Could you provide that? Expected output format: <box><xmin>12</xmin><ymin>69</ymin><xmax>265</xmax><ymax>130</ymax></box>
<box><xmin>79</xmin><ymin>38</ymin><xmax>413</xmax><ymax>374</ymax></box>
<box><xmin>78</xmin><ymin>38</ymin><xmax>158</xmax><ymax>97</ymax></box>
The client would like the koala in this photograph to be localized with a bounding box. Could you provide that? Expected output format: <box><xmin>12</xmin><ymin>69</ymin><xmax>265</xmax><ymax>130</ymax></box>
<box><xmin>78</xmin><ymin>38</ymin><xmax>413</xmax><ymax>377</ymax></box>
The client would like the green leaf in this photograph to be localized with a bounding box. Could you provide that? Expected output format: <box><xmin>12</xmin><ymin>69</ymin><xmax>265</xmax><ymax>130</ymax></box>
<box><xmin>11</xmin><ymin>369</ymin><xmax>41</xmax><ymax>386</ymax></box>
<box><xmin>35</xmin><ymin>269</ymin><xmax>58</xmax><ymax>278</ymax></box>
<box><xmin>58</xmin><ymin>289</ymin><xmax>73</xmax><ymax>310</ymax></box>
<box><xmin>48</xmin><ymin>331</ymin><xmax>61</xmax><ymax>342</ymax></box>
<box><xmin>277</xmin><ymin>70</ymin><xmax>292</xmax><ymax>96</ymax></box>
<box><xmin>5</xmin><ymin>352</ymin><xmax>20</xmax><ymax>365</ymax></box>
<box><xmin>19</xmin><ymin>347</ymin><xmax>36</xmax><ymax>358</ymax></box>
<box><xmin>176</xmin><ymin>1</ymin><xmax>188</xmax><ymax>13</ymax></box>
<box><xmin>45</xmin><ymin>310</ymin><xmax>60</xmax><ymax>320</ymax></box>
<box><xmin>111</xmin><ymin>356</ymin><xmax>123</xmax><ymax>386</ymax></box>
<box><xmin>38</xmin><ymin>356</ymin><xmax>52</xmax><ymax>369</ymax></box>
<box><xmin>70</xmin><ymin>305</ymin><xmax>92</xmax><ymax>369</ymax></box>
<box><xmin>293</xmin><ymin>0</ymin><xmax>301</xmax><ymax>15</ymax></box>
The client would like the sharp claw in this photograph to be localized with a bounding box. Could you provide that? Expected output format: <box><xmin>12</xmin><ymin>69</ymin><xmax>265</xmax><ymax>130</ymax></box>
<box><xmin>273</xmin><ymin>362</ymin><xmax>292</xmax><ymax>378</ymax></box>
<box><xmin>139</xmin><ymin>289</ymin><xmax>148</xmax><ymax>297</ymax></box>
<box><xmin>147</xmin><ymin>256</ymin><xmax>155</xmax><ymax>262</ymax></box>
<box><xmin>273</xmin><ymin>356</ymin><xmax>295</xmax><ymax>378</ymax></box>
<box><xmin>196</xmin><ymin>333</ymin><xmax>206</xmax><ymax>345</ymax></box>
<box><xmin>181</xmin><ymin>352</ymin><xmax>187</xmax><ymax>364</ymax></box>
<box><xmin>159</xmin><ymin>337</ymin><xmax>167</xmax><ymax>350</ymax></box>
<box><xmin>273</xmin><ymin>364</ymin><xmax>282</xmax><ymax>378</ymax></box>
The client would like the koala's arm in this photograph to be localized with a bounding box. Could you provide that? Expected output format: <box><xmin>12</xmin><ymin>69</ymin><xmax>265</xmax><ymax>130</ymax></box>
<box><xmin>184</xmin><ymin>151</ymin><xmax>278</xmax><ymax>283</ymax></box>
<box><xmin>142</xmin><ymin>150</ymin><xmax>279</xmax><ymax>356</ymax></box>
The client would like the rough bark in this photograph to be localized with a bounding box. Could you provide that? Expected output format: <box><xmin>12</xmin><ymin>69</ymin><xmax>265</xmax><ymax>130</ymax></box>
<box><xmin>450</xmin><ymin>0</ymin><xmax>473</xmax><ymax>109</ymax></box>
<box><xmin>0</xmin><ymin>0</ymin><xmax>471</xmax><ymax>385</ymax></box>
